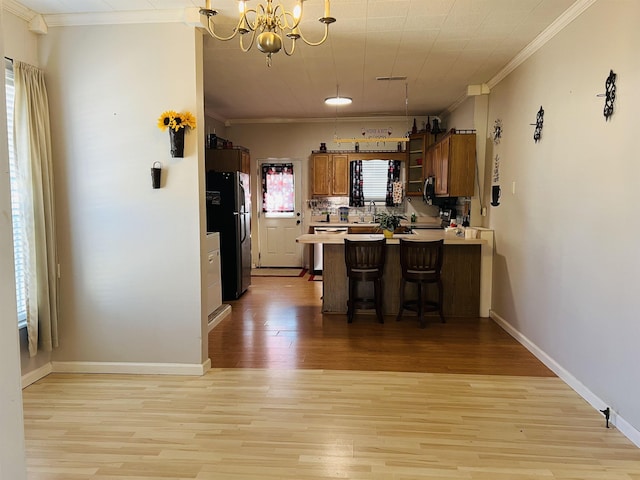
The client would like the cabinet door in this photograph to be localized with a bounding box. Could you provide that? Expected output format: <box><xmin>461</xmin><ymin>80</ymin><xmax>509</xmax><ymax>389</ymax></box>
<box><xmin>331</xmin><ymin>155</ymin><xmax>349</xmax><ymax>195</ymax></box>
<box><xmin>312</xmin><ymin>154</ymin><xmax>330</xmax><ymax>195</ymax></box>
<box><xmin>424</xmin><ymin>145</ymin><xmax>436</xmax><ymax>178</ymax></box>
<box><xmin>434</xmin><ymin>138</ymin><xmax>449</xmax><ymax>195</ymax></box>
<box><xmin>448</xmin><ymin>134</ymin><xmax>476</xmax><ymax>197</ymax></box>
<box><xmin>241</xmin><ymin>151</ymin><xmax>251</xmax><ymax>174</ymax></box>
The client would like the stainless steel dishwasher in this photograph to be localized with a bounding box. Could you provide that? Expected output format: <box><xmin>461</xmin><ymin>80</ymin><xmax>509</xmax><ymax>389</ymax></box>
<box><xmin>313</xmin><ymin>227</ymin><xmax>348</xmax><ymax>273</ymax></box>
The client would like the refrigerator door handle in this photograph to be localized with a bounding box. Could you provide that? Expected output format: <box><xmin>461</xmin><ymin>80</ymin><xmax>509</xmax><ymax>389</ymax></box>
<box><xmin>240</xmin><ymin>212</ymin><xmax>248</xmax><ymax>243</ymax></box>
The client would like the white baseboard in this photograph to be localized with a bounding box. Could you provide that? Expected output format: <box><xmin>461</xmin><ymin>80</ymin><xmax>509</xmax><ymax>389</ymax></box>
<box><xmin>208</xmin><ymin>304</ymin><xmax>232</xmax><ymax>333</ymax></box>
<box><xmin>490</xmin><ymin>310</ymin><xmax>640</xmax><ymax>448</ymax></box>
<box><xmin>51</xmin><ymin>358</ymin><xmax>211</xmax><ymax>376</ymax></box>
<box><xmin>21</xmin><ymin>363</ymin><xmax>53</xmax><ymax>388</ymax></box>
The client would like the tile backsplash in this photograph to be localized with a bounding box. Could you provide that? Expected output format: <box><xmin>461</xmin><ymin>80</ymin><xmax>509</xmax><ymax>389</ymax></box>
<box><xmin>308</xmin><ymin>197</ymin><xmax>405</xmax><ymax>218</ymax></box>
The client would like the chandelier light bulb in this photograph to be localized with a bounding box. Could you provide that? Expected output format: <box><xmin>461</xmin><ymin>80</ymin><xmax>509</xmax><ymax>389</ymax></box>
<box><xmin>238</xmin><ymin>1</ymin><xmax>245</xmax><ymax>14</ymax></box>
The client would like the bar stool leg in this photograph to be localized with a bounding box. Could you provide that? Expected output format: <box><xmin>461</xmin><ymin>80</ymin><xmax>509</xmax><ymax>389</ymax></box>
<box><xmin>347</xmin><ymin>278</ymin><xmax>355</xmax><ymax>323</ymax></box>
<box><xmin>374</xmin><ymin>278</ymin><xmax>384</xmax><ymax>324</ymax></box>
<box><xmin>418</xmin><ymin>282</ymin><xmax>426</xmax><ymax>329</ymax></box>
<box><xmin>437</xmin><ymin>278</ymin><xmax>445</xmax><ymax>323</ymax></box>
<box><xmin>396</xmin><ymin>278</ymin><xmax>406</xmax><ymax>321</ymax></box>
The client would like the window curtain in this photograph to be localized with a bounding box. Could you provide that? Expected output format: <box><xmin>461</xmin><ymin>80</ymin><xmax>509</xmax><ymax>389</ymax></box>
<box><xmin>14</xmin><ymin>61</ymin><xmax>58</xmax><ymax>357</ymax></box>
<box><xmin>385</xmin><ymin>160</ymin><xmax>402</xmax><ymax>206</ymax></box>
<box><xmin>349</xmin><ymin>160</ymin><xmax>364</xmax><ymax>207</ymax></box>
<box><xmin>261</xmin><ymin>163</ymin><xmax>294</xmax><ymax>212</ymax></box>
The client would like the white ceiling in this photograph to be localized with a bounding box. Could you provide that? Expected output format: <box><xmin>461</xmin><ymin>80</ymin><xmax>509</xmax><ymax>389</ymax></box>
<box><xmin>10</xmin><ymin>0</ymin><xmax>578</xmax><ymax>122</ymax></box>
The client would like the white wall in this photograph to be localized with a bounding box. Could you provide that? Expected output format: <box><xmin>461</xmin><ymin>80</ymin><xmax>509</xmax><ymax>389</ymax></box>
<box><xmin>38</xmin><ymin>22</ymin><xmax>208</xmax><ymax>367</ymax></box>
<box><xmin>0</xmin><ymin>3</ymin><xmax>28</xmax><ymax>478</ymax></box>
<box><xmin>486</xmin><ymin>0</ymin><xmax>640</xmax><ymax>438</ymax></box>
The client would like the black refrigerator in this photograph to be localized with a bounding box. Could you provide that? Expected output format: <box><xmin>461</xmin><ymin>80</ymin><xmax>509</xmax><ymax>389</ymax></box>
<box><xmin>206</xmin><ymin>171</ymin><xmax>251</xmax><ymax>300</ymax></box>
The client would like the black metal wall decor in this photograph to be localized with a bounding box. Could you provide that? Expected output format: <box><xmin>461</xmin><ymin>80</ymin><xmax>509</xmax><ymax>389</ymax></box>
<box><xmin>603</xmin><ymin>69</ymin><xmax>616</xmax><ymax>120</ymax></box>
<box><xmin>492</xmin><ymin>118</ymin><xmax>503</xmax><ymax>144</ymax></box>
<box><xmin>532</xmin><ymin>106</ymin><xmax>544</xmax><ymax>142</ymax></box>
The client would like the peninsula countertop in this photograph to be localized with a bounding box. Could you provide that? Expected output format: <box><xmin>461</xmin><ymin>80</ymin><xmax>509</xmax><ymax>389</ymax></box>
<box><xmin>297</xmin><ymin>230</ymin><xmax>486</xmax><ymax>246</ymax></box>
<box><xmin>308</xmin><ymin>221</ymin><xmax>443</xmax><ymax>229</ymax></box>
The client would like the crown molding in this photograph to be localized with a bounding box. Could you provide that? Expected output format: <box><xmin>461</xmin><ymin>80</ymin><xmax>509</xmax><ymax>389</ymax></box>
<box><xmin>225</xmin><ymin>116</ymin><xmax>411</xmax><ymax>126</ymax></box>
<box><xmin>487</xmin><ymin>0</ymin><xmax>598</xmax><ymax>89</ymax></box>
<box><xmin>42</xmin><ymin>8</ymin><xmax>192</xmax><ymax>28</ymax></box>
<box><xmin>3</xmin><ymin>0</ymin><xmax>36</xmax><ymax>21</ymax></box>
<box><xmin>442</xmin><ymin>0</ymin><xmax>597</xmax><ymax>116</ymax></box>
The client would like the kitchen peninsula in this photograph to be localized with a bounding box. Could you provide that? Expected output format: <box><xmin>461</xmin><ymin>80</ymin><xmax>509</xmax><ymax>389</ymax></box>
<box><xmin>297</xmin><ymin>228</ymin><xmax>493</xmax><ymax>318</ymax></box>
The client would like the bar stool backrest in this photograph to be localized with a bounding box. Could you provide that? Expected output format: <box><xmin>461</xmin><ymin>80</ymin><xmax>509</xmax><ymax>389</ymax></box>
<box><xmin>344</xmin><ymin>239</ymin><xmax>386</xmax><ymax>279</ymax></box>
<box><xmin>399</xmin><ymin>239</ymin><xmax>444</xmax><ymax>279</ymax></box>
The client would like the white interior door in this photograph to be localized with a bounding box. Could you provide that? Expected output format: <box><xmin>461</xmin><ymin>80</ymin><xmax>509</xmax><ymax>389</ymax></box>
<box><xmin>257</xmin><ymin>159</ymin><xmax>303</xmax><ymax>267</ymax></box>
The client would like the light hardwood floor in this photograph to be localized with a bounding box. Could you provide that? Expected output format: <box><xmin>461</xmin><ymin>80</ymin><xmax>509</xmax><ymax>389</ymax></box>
<box><xmin>22</xmin><ymin>276</ymin><xmax>640</xmax><ymax>479</ymax></box>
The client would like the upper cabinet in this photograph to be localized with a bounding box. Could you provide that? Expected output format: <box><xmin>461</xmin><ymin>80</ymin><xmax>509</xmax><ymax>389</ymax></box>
<box><xmin>205</xmin><ymin>147</ymin><xmax>251</xmax><ymax>174</ymax></box>
<box><xmin>311</xmin><ymin>153</ymin><xmax>349</xmax><ymax>196</ymax></box>
<box><xmin>406</xmin><ymin>132</ymin><xmax>435</xmax><ymax>196</ymax></box>
<box><xmin>431</xmin><ymin>131</ymin><xmax>476</xmax><ymax>197</ymax></box>
<box><xmin>310</xmin><ymin>151</ymin><xmax>406</xmax><ymax>197</ymax></box>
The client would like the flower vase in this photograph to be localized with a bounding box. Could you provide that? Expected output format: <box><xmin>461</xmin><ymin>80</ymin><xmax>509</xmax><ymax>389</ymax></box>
<box><xmin>169</xmin><ymin>128</ymin><xmax>185</xmax><ymax>158</ymax></box>
<box><xmin>383</xmin><ymin>229</ymin><xmax>394</xmax><ymax>239</ymax></box>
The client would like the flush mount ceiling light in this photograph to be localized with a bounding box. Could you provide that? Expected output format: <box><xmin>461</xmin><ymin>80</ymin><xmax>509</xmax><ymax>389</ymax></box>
<box><xmin>325</xmin><ymin>84</ymin><xmax>352</xmax><ymax>106</ymax></box>
<box><xmin>199</xmin><ymin>0</ymin><xmax>336</xmax><ymax>67</ymax></box>
<box><xmin>324</xmin><ymin>96</ymin><xmax>352</xmax><ymax>106</ymax></box>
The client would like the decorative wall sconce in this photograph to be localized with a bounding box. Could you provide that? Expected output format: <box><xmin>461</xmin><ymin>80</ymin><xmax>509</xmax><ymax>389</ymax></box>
<box><xmin>151</xmin><ymin>161</ymin><xmax>162</xmax><ymax>189</ymax></box>
<box><xmin>492</xmin><ymin>118</ymin><xmax>503</xmax><ymax>145</ymax></box>
<box><xmin>597</xmin><ymin>69</ymin><xmax>617</xmax><ymax>120</ymax></box>
<box><xmin>531</xmin><ymin>106</ymin><xmax>544</xmax><ymax>142</ymax></box>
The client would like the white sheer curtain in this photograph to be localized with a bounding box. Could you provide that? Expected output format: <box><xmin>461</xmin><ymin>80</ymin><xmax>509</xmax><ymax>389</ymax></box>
<box><xmin>14</xmin><ymin>61</ymin><xmax>58</xmax><ymax>357</ymax></box>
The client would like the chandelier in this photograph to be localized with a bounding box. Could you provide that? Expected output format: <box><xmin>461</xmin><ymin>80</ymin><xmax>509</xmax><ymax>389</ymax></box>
<box><xmin>199</xmin><ymin>0</ymin><xmax>336</xmax><ymax>67</ymax></box>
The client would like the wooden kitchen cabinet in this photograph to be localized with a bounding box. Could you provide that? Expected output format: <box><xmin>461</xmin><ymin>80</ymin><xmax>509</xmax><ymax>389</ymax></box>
<box><xmin>205</xmin><ymin>147</ymin><xmax>250</xmax><ymax>174</ymax></box>
<box><xmin>406</xmin><ymin>132</ymin><xmax>435</xmax><ymax>196</ymax></box>
<box><xmin>311</xmin><ymin>151</ymin><xmax>407</xmax><ymax>197</ymax></box>
<box><xmin>431</xmin><ymin>131</ymin><xmax>476</xmax><ymax>197</ymax></box>
<box><xmin>311</xmin><ymin>153</ymin><xmax>349</xmax><ymax>196</ymax></box>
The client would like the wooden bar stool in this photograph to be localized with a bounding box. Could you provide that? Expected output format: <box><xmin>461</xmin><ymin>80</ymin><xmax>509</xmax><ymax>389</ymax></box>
<box><xmin>344</xmin><ymin>238</ymin><xmax>386</xmax><ymax>324</ymax></box>
<box><xmin>397</xmin><ymin>239</ymin><xmax>445</xmax><ymax>328</ymax></box>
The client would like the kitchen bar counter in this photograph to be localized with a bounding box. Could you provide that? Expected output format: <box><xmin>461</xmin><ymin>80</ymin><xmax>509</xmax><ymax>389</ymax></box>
<box><xmin>297</xmin><ymin>231</ymin><xmax>485</xmax><ymax>245</ymax></box>
<box><xmin>297</xmin><ymin>229</ymin><xmax>494</xmax><ymax>317</ymax></box>
<box><xmin>308</xmin><ymin>221</ymin><xmax>443</xmax><ymax>229</ymax></box>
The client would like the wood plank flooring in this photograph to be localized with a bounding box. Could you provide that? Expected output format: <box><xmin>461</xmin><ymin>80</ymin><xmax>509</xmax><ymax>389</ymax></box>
<box><xmin>22</xmin><ymin>276</ymin><xmax>640</xmax><ymax>479</ymax></box>
<box><xmin>209</xmin><ymin>276</ymin><xmax>553</xmax><ymax>376</ymax></box>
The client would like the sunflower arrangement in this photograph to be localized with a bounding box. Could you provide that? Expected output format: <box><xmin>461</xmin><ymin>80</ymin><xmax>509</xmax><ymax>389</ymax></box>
<box><xmin>157</xmin><ymin>110</ymin><xmax>196</xmax><ymax>132</ymax></box>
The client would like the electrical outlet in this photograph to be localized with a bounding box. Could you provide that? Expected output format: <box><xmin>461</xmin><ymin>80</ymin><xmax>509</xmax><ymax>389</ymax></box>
<box><xmin>481</xmin><ymin>207</ymin><xmax>487</xmax><ymax>216</ymax></box>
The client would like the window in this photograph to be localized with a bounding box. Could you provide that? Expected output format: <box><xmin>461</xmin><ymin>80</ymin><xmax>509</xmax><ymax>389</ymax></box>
<box><xmin>4</xmin><ymin>58</ymin><xmax>27</xmax><ymax>327</ymax></box>
<box><xmin>360</xmin><ymin>160</ymin><xmax>390</xmax><ymax>202</ymax></box>
<box><xmin>350</xmin><ymin>159</ymin><xmax>403</xmax><ymax>207</ymax></box>
<box><xmin>261</xmin><ymin>163</ymin><xmax>294</xmax><ymax>218</ymax></box>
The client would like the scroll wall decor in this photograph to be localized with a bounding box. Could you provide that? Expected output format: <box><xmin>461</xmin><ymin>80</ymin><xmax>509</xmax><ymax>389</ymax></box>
<box><xmin>602</xmin><ymin>69</ymin><xmax>617</xmax><ymax>120</ymax></box>
<box><xmin>492</xmin><ymin>118</ymin><xmax>503</xmax><ymax>144</ymax></box>
<box><xmin>532</xmin><ymin>106</ymin><xmax>544</xmax><ymax>142</ymax></box>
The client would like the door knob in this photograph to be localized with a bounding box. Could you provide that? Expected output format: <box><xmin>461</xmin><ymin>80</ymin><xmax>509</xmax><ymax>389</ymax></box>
<box><xmin>296</xmin><ymin>220</ymin><xmax>301</xmax><ymax>225</ymax></box>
